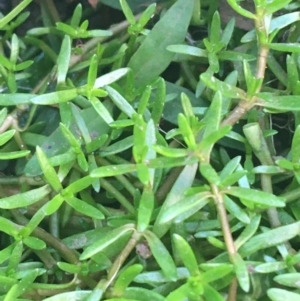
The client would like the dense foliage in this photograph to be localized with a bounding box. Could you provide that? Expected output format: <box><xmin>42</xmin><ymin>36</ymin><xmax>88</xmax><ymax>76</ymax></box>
<box><xmin>1</xmin><ymin>0</ymin><xmax>300</xmax><ymax>300</ymax></box>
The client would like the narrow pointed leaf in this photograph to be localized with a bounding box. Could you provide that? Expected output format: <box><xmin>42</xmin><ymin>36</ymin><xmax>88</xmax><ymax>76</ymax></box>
<box><xmin>90</xmin><ymin>164</ymin><xmax>136</xmax><ymax>178</ymax></box>
<box><xmin>106</xmin><ymin>85</ymin><xmax>136</xmax><ymax>118</ymax></box>
<box><xmin>65</xmin><ymin>197</ymin><xmax>104</xmax><ymax>219</ymax></box>
<box><xmin>143</xmin><ymin>230</ymin><xmax>177</xmax><ymax>281</ymax></box>
<box><xmin>268</xmin><ymin>288</ymin><xmax>300</xmax><ymax>301</ymax></box>
<box><xmin>224</xmin><ymin>187</ymin><xmax>285</xmax><ymax>207</ymax></box>
<box><xmin>201</xmin><ymin>73</ymin><xmax>246</xmax><ymax>99</ymax></box>
<box><xmin>31</xmin><ymin>89</ymin><xmax>78</xmax><ymax>105</ymax></box>
<box><xmin>173</xmin><ymin>234</ymin><xmax>199</xmax><ymax>276</ymax></box>
<box><xmin>80</xmin><ymin>225</ymin><xmax>134</xmax><ymax>260</ymax></box>
<box><xmin>0</xmin><ymin>185</ymin><xmax>50</xmax><ymax>209</ymax></box>
<box><xmin>239</xmin><ymin>221</ymin><xmax>300</xmax><ymax>257</ymax></box>
<box><xmin>36</xmin><ymin>146</ymin><xmax>62</xmax><ymax>192</ymax></box>
<box><xmin>232</xmin><ymin>253</ymin><xmax>249</xmax><ymax>292</ymax></box>
<box><xmin>93</xmin><ymin>68</ymin><xmax>130</xmax><ymax>88</ymax></box>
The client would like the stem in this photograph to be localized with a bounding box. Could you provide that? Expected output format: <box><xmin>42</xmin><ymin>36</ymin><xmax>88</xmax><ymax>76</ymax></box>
<box><xmin>221</xmin><ymin>26</ymin><xmax>269</xmax><ymax>127</ymax></box>
<box><xmin>155</xmin><ymin>166</ymin><xmax>184</xmax><ymax>204</ymax></box>
<box><xmin>227</xmin><ymin>278</ymin><xmax>238</xmax><ymax>301</ymax></box>
<box><xmin>211</xmin><ymin>184</ymin><xmax>237</xmax><ymax>301</ymax></box>
<box><xmin>100</xmin><ymin>178</ymin><xmax>135</xmax><ymax>214</ymax></box>
<box><xmin>281</xmin><ymin>187</ymin><xmax>300</xmax><ymax>203</ymax></box>
<box><xmin>107</xmin><ymin>230</ymin><xmax>142</xmax><ymax>281</ymax></box>
<box><xmin>211</xmin><ymin>184</ymin><xmax>236</xmax><ymax>257</ymax></box>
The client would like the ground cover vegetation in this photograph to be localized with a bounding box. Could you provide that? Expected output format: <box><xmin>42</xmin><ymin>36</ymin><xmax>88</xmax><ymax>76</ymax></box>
<box><xmin>1</xmin><ymin>0</ymin><xmax>300</xmax><ymax>300</ymax></box>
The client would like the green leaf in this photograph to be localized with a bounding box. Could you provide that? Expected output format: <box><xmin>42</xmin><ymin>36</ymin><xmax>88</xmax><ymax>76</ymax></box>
<box><xmin>90</xmin><ymin>164</ymin><xmax>136</xmax><ymax>178</ymax></box>
<box><xmin>232</xmin><ymin>253</ymin><xmax>249</xmax><ymax>292</ymax></box>
<box><xmin>113</xmin><ymin>264</ymin><xmax>143</xmax><ymax>295</ymax></box>
<box><xmin>80</xmin><ymin>225</ymin><xmax>134</xmax><ymax>260</ymax></box>
<box><xmin>0</xmin><ymin>245</ymin><xmax>17</xmax><ymax>269</ymax></box>
<box><xmin>224</xmin><ymin>195</ymin><xmax>250</xmax><ymax>224</ymax></box>
<box><xmin>138</xmin><ymin>85</ymin><xmax>152</xmax><ymax>115</ymax></box>
<box><xmin>201</xmin><ymin>264</ymin><xmax>233</xmax><ymax>283</ymax></box>
<box><xmin>31</xmin><ymin>89</ymin><xmax>78</xmax><ymax>105</ymax></box>
<box><xmin>199</xmin><ymin>126</ymin><xmax>232</xmax><ymax>151</ymax></box>
<box><xmin>153</xmin><ymin>145</ymin><xmax>189</xmax><ymax>158</ymax></box>
<box><xmin>90</xmin><ymin>96</ymin><xmax>114</xmax><ymax>124</ymax></box>
<box><xmin>0</xmin><ymin>129</ymin><xmax>15</xmax><ymax>146</ymax></box>
<box><xmin>148</xmin><ymin>156</ymin><xmax>198</xmax><ymax>169</ymax></box>
<box><xmin>224</xmin><ymin>187</ymin><xmax>285</xmax><ymax>207</ymax></box>
<box><xmin>255</xmin><ymin>261</ymin><xmax>287</xmax><ymax>274</ymax></box>
<box><xmin>258</xmin><ymin>93</ymin><xmax>300</xmax><ymax>111</ymax></box>
<box><xmin>160</xmin><ymin>192</ymin><xmax>210</xmax><ymax>224</ymax></box>
<box><xmin>64</xmin><ymin>176</ymin><xmax>94</xmax><ymax>195</ymax></box>
<box><xmin>4</xmin><ymin>269</ymin><xmax>39</xmax><ymax>300</ymax></box>
<box><xmin>218</xmin><ymin>51</ymin><xmax>255</xmax><ymax>62</ymax></box>
<box><xmin>105</xmin><ymin>86</ymin><xmax>136</xmax><ymax>118</ymax></box>
<box><xmin>167</xmin><ymin>44</ymin><xmax>207</xmax><ymax>57</ymax></box>
<box><xmin>219</xmin><ymin>156</ymin><xmax>241</xmax><ymax>180</ymax></box>
<box><xmin>226</xmin><ymin>0</ymin><xmax>256</xmax><ymax>19</ymax></box>
<box><xmin>65</xmin><ymin>197</ymin><xmax>104</xmax><ymax>219</ymax></box>
<box><xmin>202</xmin><ymin>284</ymin><xmax>224</xmax><ymax>301</ymax></box>
<box><xmin>42</xmin><ymin>291</ymin><xmax>91</xmax><ymax>301</ymax></box>
<box><xmin>0</xmin><ymin>93</ymin><xmax>35</xmax><ymax>105</ymax></box>
<box><xmin>173</xmin><ymin>234</ymin><xmax>199</xmax><ymax>276</ymax></box>
<box><xmin>268</xmin><ymin>288</ymin><xmax>300</xmax><ymax>301</ymax></box>
<box><xmin>235</xmin><ymin>214</ymin><xmax>261</xmax><ymax>250</ymax></box>
<box><xmin>57</xmin><ymin>261</ymin><xmax>81</xmax><ymax>274</ymax></box>
<box><xmin>99</xmin><ymin>136</ymin><xmax>133</xmax><ymax>157</ymax></box>
<box><xmin>143</xmin><ymin>230</ymin><xmax>177</xmax><ymax>281</ymax></box>
<box><xmin>210</xmin><ymin>11</ymin><xmax>221</xmax><ymax>45</ymax></box>
<box><xmin>70</xmin><ymin>4</ymin><xmax>82</xmax><ymax>27</ymax></box>
<box><xmin>274</xmin><ymin>273</ymin><xmax>300</xmax><ymax>288</ymax></box>
<box><xmin>87</xmin><ymin>54</ymin><xmax>98</xmax><ymax>90</ymax></box>
<box><xmin>151</xmin><ymin>78</ymin><xmax>166</xmax><ymax>125</ymax></box>
<box><xmin>178</xmin><ymin>113</ymin><xmax>196</xmax><ymax>148</ymax></box>
<box><xmin>202</xmin><ymin>91</ymin><xmax>223</xmax><ymax>138</ymax></box>
<box><xmin>0</xmin><ymin>0</ymin><xmax>32</xmax><ymax>29</ymax></box>
<box><xmin>7</xmin><ymin>241</ymin><xmax>23</xmax><ymax>273</ymax></box>
<box><xmin>128</xmin><ymin>0</ymin><xmax>194</xmax><ymax>87</ymax></box>
<box><xmin>137</xmin><ymin>186</ymin><xmax>154</xmax><ymax>232</ymax></box>
<box><xmin>23</xmin><ymin>236</ymin><xmax>46</xmax><ymax>250</ymax></box>
<box><xmin>266</xmin><ymin>0</ymin><xmax>293</xmax><ymax>14</ymax></box>
<box><xmin>153</xmin><ymin>163</ymin><xmax>198</xmax><ymax>237</ymax></box>
<box><xmin>138</xmin><ymin>3</ymin><xmax>156</xmax><ymax>28</ymax></box>
<box><xmin>36</xmin><ymin>146</ymin><xmax>62</xmax><ymax>192</ymax></box>
<box><xmin>124</xmin><ymin>287</ymin><xmax>165</xmax><ymax>301</ymax></box>
<box><xmin>0</xmin><ymin>185</ymin><xmax>50</xmax><ymax>209</ymax></box>
<box><xmin>46</xmin><ymin>194</ymin><xmax>65</xmax><ymax>215</ymax></box>
<box><xmin>270</xmin><ymin>12</ymin><xmax>300</xmax><ymax>35</ymax></box>
<box><xmin>292</xmin><ymin>125</ymin><xmax>300</xmax><ymax>163</ymax></box>
<box><xmin>120</xmin><ymin>0</ymin><xmax>136</xmax><ymax>24</ymax></box>
<box><xmin>200</xmin><ymin>163</ymin><xmax>220</xmax><ymax>185</ymax></box>
<box><xmin>239</xmin><ymin>221</ymin><xmax>300</xmax><ymax>257</ymax></box>
<box><xmin>57</xmin><ymin>35</ymin><xmax>71</xmax><ymax>85</ymax></box>
<box><xmin>56</xmin><ymin>22</ymin><xmax>76</xmax><ymax>36</ymax></box>
<box><xmin>93</xmin><ymin>68</ymin><xmax>130</xmax><ymax>88</ymax></box>
<box><xmin>0</xmin><ymin>150</ymin><xmax>31</xmax><ymax>160</ymax></box>
<box><xmin>201</xmin><ymin>73</ymin><xmax>246</xmax><ymax>99</ymax></box>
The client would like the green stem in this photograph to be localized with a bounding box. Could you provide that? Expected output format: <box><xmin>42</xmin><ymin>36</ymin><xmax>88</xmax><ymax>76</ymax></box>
<box><xmin>100</xmin><ymin>178</ymin><xmax>135</xmax><ymax>214</ymax></box>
